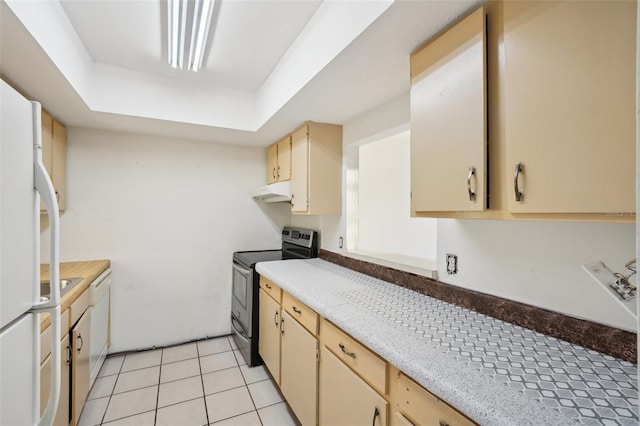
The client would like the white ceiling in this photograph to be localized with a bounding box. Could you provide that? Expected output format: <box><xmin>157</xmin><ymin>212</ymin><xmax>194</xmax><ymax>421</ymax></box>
<box><xmin>59</xmin><ymin>0</ymin><xmax>322</xmax><ymax>91</ymax></box>
<box><xmin>0</xmin><ymin>0</ymin><xmax>484</xmax><ymax>147</ymax></box>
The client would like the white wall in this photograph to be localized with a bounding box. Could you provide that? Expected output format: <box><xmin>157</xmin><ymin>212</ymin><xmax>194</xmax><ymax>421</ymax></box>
<box><xmin>437</xmin><ymin>220</ymin><xmax>635</xmax><ymax>330</ymax></box>
<box><xmin>41</xmin><ymin>127</ymin><xmax>290</xmax><ymax>352</ymax></box>
<box><xmin>358</xmin><ymin>131</ymin><xmax>437</xmax><ymax>260</ymax></box>
<box><xmin>292</xmin><ymin>93</ymin><xmax>637</xmax><ymax>332</ymax></box>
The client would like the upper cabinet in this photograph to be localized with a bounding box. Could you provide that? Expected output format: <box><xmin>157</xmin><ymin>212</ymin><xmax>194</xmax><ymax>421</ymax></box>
<box><xmin>40</xmin><ymin>110</ymin><xmax>67</xmax><ymax>212</ymax></box>
<box><xmin>411</xmin><ymin>8</ymin><xmax>486</xmax><ymax>213</ymax></box>
<box><xmin>290</xmin><ymin>122</ymin><xmax>342</xmax><ymax>215</ymax></box>
<box><xmin>263</xmin><ymin>122</ymin><xmax>342</xmax><ymax>215</ymax></box>
<box><xmin>277</xmin><ymin>136</ymin><xmax>292</xmax><ymax>182</ymax></box>
<box><xmin>410</xmin><ymin>1</ymin><xmax>636</xmax><ymax>222</ymax></box>
<box><xmin>266</xmin><ymin>136</ymin><xmax>292</xmax><ymax>184</ymax></box>
<box><xmin>266</xmin><ymin>143</ymin><xmax>278</xmax><ymax>184</ymax></box>
<box><xmin>503</xmin><ymin>0</ymin><xmax>636</xmax><ymax>215</ymax></box>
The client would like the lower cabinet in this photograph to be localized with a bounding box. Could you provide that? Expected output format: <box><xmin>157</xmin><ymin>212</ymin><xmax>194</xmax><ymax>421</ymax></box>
<box><xmin>319</xmin><ymin>346</ymin><xmax>388</xmax><ymax>426</ymax></box>
<box><xmin>258</xmin><ymin>275</ymin><xmax>475</xmax><ymax>426</ymax></box>
<box><xmin>39</xmin><ymin>269</ymin><xmax>111</xmax><ymax>426</ymax></box>
<box><xmin>258</xmin><ymin>288</ymin><xmax>281</xmax><ymax>384</ymax></box>
<box><xmin>72</xmin><ymin>309</ymin><xmax>91</xmax><ymax>425</ymax></box>
<box><xmin>259</xmin><ymin>279</ymin><xmax>320</xmax><ymax>425</ymax></box>
<box><xmin>280</xmin><ymin>310</ymin><xmax>318</xmax><ymax>426</ymax></box>
<box><xmin>40</xmin><ymin>333</ymin><xmax>71</xmax><ymax>426</ymax></box>
<box><xmin>390</xmin><ymin>368</ymin><xmax>476</xmax><ymax>426</ymax></box>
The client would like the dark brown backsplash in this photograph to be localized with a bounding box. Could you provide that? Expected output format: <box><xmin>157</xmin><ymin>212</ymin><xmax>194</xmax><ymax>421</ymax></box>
<box><xmin>319</xmin><ymin>249</ymin><xmax>637</xmax><ymax>363</ymax></box>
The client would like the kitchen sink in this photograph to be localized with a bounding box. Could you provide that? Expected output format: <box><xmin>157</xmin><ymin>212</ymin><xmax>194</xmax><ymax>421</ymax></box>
<box><xmin>40</xmin><ymin>277</ymin><xmax>83</xmax><ymax>301</ymax></box>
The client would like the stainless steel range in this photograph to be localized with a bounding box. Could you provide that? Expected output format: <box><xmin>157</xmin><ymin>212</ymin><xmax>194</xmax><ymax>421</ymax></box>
<box><xmin>231</xmin><ymin>227</ymin><xmax>318</xmax><ymax>366</ymax></box>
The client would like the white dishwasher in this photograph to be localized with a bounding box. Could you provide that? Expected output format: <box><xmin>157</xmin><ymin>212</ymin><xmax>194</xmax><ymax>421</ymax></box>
<box><xmin>89</xmin><ymin>269</ymin><xmax>111</xmax><ymax>385</ymax></box>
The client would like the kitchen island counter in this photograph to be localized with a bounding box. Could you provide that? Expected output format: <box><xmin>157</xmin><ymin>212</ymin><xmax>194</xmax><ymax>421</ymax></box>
<box><xmin>256</xmin><ymin>258</ymin><xmax>637</xmax><ymax>426</ymax></box>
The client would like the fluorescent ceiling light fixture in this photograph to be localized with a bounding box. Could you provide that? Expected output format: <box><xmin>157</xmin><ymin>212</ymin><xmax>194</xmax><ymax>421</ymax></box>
<box><xmin>167</xmin><ymin>0</ymin><xmax>215</xmax><ymax>72</ymax></box>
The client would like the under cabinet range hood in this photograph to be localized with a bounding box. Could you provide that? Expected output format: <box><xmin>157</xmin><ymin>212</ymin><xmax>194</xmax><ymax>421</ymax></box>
<box><xmin>252</xmin><ymin>181</ymin><xmax>292</xmax><ymax>202</ymax></box>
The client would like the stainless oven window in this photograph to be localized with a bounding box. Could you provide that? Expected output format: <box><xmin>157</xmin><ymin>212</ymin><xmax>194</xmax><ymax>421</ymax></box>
<box><xmin>232</xmin><ymin>263</ymin><xmax>249</xmax><ymax>309</ymax></box>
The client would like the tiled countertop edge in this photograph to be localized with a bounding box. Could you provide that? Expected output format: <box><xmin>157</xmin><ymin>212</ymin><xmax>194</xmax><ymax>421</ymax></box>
<box><xmin>319</xmin><ymin>249</ymin><xmax>637</xmax><ymax>363</ymax></box>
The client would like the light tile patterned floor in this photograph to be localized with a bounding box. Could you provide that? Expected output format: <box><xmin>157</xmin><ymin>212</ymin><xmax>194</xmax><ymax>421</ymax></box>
<box><xmin>78</xmin><ymin>335</ymin><xmax>299</xmax><ymax>426</ymax></box>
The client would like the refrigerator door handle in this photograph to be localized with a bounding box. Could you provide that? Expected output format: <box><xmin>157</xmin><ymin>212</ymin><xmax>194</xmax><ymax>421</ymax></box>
<box><xmin>32</xmin><ymin>108</ymin><xmax>60</xmax><ymax>310</ymax></box>
<box><xmin>29</xmin><ymin>102</ymin><xmax>61</xmax><ymax>426</ymax></box>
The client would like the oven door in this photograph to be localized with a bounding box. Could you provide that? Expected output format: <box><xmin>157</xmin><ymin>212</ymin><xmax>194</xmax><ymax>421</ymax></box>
<box><xmin>231</xmin><ymin>261</ymin><xmax>253</xmax><ymax>337</ymax></box>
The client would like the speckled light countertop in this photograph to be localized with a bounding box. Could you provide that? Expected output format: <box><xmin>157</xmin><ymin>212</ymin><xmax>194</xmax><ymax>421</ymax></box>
<box><xmin>255</xmin><ymin>258</ymin><xmax>638</xmax><ymax>426</ymax></box>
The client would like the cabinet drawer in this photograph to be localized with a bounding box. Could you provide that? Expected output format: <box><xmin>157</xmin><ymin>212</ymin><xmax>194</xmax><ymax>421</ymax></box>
<box><xmin>394</xmin><ymin>372</ymin><xmax>476</xmax><ymax>426</ymax></box>
<box><xmin>70</xmin><ymin>289</ymin><xmax>89</xmax><ymax>327</ymax></box>
<box><xmin>40</xmin><ymin>309</ymin><xmax>69</xmax><ymax>363</ymax></box>
<box><xmin>321</xmin><ymin>319</ymin><xmax>387</xmax><ymax>395</ymax></box>
<box><xmin>282</xmin><ymin>292</ymin><xmax>318</xmax><ymax>336</ymax></box>
<box><xmin>259</xmin><ymin>276</ymin><xmax>282</xmax><ymax>303</ymax></box>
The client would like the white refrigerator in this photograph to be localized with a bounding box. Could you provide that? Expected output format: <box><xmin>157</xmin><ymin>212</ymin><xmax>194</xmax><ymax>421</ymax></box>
<box><xmin>0</xmin><ymin>79</ymin><xmax>62</xmax><ymax>426</ymax></box>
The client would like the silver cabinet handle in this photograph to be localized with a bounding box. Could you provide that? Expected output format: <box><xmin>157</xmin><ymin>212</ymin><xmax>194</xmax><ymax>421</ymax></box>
<box><xmin>274</xmin><ymin>311</ymin><xmax>278</xmax><ymax>327</ymax></box>
<box><xmin>439</xmin><ymin>421</ymin><xmax>450</xmax><ymax>426</ymax></box>
<box><xmin>280</xmin><ymin>317</ymin><xmax>285</xmax><ymax>335</ymax></box>
<box><xmin>277</xmin><ymin>165</ymin><xmax>280</xmax><ymax>179</ymax></box>
<box><xmin>467</xmin><ymin>166</ymin><xmax>476</xmax><ymax>201</ymax></box>
<box><xmin>338</xmin><ymin>343</ymin><xmax>356</xmax><ymax>359</ymax></box>
<box><xmin>514</xmin><ymin>162</ymin><xmax>523</xmax><ymax>202</ymax></box>
<box><xmin>292</xmin><ymin>306</ymin><xmax>301</xmax><ymax>314</ymax></box>
<box><xmin>265</xmin><ymin>283</ymin><xmax>272</xmax><ymax>289</ymax></box>
<box><xmin>77</xmin><ymin>334</ymin><xmax>83</xmax><ymax>352</ymax></box>
<box><xmin>66</xmin><ymin>345</ymin><xmax>72</xmax><ymax>365</ymax></box>
<box><xmin>272</xmin><ymin>168</ymin><xmax>276</xmax><ymax>179</ymax></box>
<box><xmin>290</xmin><ymin>194</ymin><xmax>295</xmax><ymax>206</ymax></box>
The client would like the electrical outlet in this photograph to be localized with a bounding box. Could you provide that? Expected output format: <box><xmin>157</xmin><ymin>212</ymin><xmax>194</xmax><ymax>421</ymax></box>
<box><xmin>446</xmin><ymin>254</ymin><xmax>458</xmax><ymax>275</ymax></box>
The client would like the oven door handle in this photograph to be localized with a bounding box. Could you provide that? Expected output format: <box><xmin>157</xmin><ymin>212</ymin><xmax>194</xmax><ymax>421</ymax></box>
<box><xmin>231</xmin><ymin>314</ymin><xmax>249</xmax><ymax>340</ymax></box>
<box><xmin>232</xmin><ymin>263</ymin><xmax>250</xmax><ymax>277</ymax></box>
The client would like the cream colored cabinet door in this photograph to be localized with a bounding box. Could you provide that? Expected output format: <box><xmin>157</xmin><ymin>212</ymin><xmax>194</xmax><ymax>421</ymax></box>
<box><xmin>411</xmin><ymin>8</ymin><xmax>487</xmax><ymax>212</ymax></box>
<box><xmin>267</xmin><ymin>143</ymin><xmax>278</xmax><ymax>184</ymax></box>
<box><xmin>319</xmin><ymin>347</ymin><xmax>387</xmax><ymax>426</ymax></box>
<box><xmin>504</xmin><ymin>1</ymin><xmax>636</xmax><ymax>214</ymax></box>
<box><xmin>40</xmin><ymin>334</ymin><xmax>71</xmax><ymax>426</ymax></box>
<box><xmin>280</xmin><ymin>311</ymin><xmax>318</xmax><ymax>426</ymax></box>
<box><xmin>291</xmin><ymin>125</ymin><xmax>309</xmax><ymax>213</ymax></box>
<box><xmin>41</xmin><ymin>111</ymin><xmax>54</xmax><ymax>186</ymax></box>
<box><xmin>291</xmin><ymin>122</ymin><xmax>342</xmax><ymax>215</ymax></box>
<box><xmin>277</xmin><ymin>136</ymin><xmax>292</xmax><ymax>182</ymax></box>
<box><xmin>72</xmin><ymin>310</ymin><xmax>91</xmax><ymax>425</ymax></box>
<box><xmin>52</xmin><ymin>120</ymin><xmax>66</xmax><ymax>211</ymax></box>
<box><xmin>258</xmin><ymin>289</ymin><xmax>281</xmax><ymax>385</ymax></box>
<box><xmin>40</xmin><ymin>111</ymin><xmax>53</xmax><ymax>213</ymax></box>
<box><xmin>39</xmin><ymin>112</ymin><xmax>67</xmax><ymax>212</ymax></box>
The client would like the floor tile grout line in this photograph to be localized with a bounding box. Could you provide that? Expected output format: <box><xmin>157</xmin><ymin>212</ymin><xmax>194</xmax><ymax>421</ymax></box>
<box><xmin>98</xmin><ymin>356</ymin><xmax>125</xmax><ymax>425</ymax></box>
<box><xmin>197</xmin><ymin>340</ymin><xmax>211</xmax><ymax>426</ymax></box>
<box><xmin>119</xmin><ymin>362</ymin><xmax>162</xmax><ymax>375</ymax></box>
<box><xmin>93</xmin><ymin>338</ymin><xmax>286</xmax><ymax>426</ymax></box>
<box><xmin>242</xmin><ymin>367</ymin><xmax>261</xmax><ymax>418</ymax></box>
<box><xmin>107</xmin><ymin>381</ymin><xmax>159</xmax><ymax>397</ymax></box>
<box><xmin>204</xmin><ymin>383</ymin><xmax>249</xmax><ymax>398</ymax></box>
<box><xmin>209</xmin><ymin>408</ymin><xmax>257</xmax><ymax>425</ymax></box>
<box><xmin>100</xmin><ymin>408</ymin><xmax>156</xmax><ymax>425</ymax></box>
<box><xmin>96</xmin><ymin>384</ymin><xmax>160</xmax><ymax>423</ymax></box>
<box><xmin>154</xmin><ymin>349</ymin><xmax>163</xmax><ymax>426</ymax></box>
